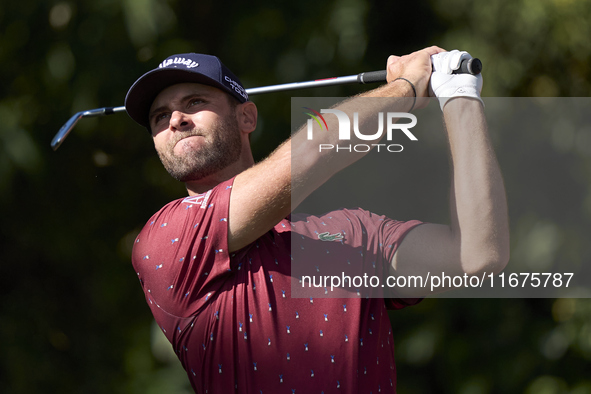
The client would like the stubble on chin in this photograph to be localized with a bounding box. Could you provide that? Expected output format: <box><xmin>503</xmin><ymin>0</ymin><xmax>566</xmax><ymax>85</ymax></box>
<box><xmin>156</xmin><ymin>117</ymin><xmax>242</xmax><ymax>182</ymax></box>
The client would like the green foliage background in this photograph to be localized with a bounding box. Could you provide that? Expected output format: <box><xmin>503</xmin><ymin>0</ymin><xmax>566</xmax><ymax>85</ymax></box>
<box><xmin>1</xmin><ymin>0</ymin><xmax>591</xmax><ymax>393</ymax></box>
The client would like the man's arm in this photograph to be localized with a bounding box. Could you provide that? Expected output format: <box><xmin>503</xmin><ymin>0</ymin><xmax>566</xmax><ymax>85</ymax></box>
<box><xmin>228</xmin><ymin>47</ymin><xmax>445</xmax><ymax>252</ymax></box>
<box><xmin>391</xmin><ymin>97</ymin><xmax>510</xmax><ymax>297</ymax></box>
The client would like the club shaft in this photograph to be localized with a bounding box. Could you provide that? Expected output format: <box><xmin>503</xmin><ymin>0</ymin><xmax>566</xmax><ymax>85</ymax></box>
<box><xmin>50</xmin><ymin>71</ymin><xmax>386</xmax><ymax>150</ymax></box>
<box><xmin>245</xmin><ymin>71</ymin><xmax>386</xmax><ymax>95</ymax></box>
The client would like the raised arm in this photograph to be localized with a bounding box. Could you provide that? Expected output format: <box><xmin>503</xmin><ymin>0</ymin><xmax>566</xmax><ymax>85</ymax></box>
<box><xmin>228</xmin><ymin>46</ymin><xmax>445</xmax><ymax>252</ymax></box>
<box><xmin>391</xmin><ymin>51</ymin><xmax>510</xmax><ymax>297</ymax></box>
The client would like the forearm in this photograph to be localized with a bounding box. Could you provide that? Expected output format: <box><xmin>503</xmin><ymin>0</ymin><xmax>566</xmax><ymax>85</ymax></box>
<box><xmin>290</xmin><ymin>79</ymin><xmax>415</xmax><ymax>208</ymax></box>
<box><xmin>444</xmin><ymin>98</ymin><xmax>510</xmax><ymax>273</ymax></box>
<box><xmin>231</xmin><ymin>87</ymin><xmax>411</xmax><ymax>251</ymax></box>
<box><xmin>231</xmin><ymin>84</ymin><xmax>413</xmax><ymax>251</ymax></box>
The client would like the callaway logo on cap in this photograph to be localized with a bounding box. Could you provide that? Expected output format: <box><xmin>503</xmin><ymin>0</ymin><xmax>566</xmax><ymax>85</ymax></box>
<box><xmin>125</xmin><ymin>53</ymin><xmax>248</xmax><ymax>128</ymax></box>
<box><xmin>158</xmin><ymin>57</ymin><xmax>200</xmax><ymax>69</ymax></box>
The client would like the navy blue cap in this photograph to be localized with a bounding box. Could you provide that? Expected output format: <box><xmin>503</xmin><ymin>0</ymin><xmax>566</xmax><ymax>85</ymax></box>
<box><xmin>125</xmin><ymin>53</ymin><xmax>248</xmax><ymax>127</ymax></box>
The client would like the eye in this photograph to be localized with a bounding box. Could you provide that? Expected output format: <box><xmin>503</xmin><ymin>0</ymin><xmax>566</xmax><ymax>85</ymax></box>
<box><xmin>189</xmin><ymin>98</ymin><xmax>203</xmax><ymax>107</ymax></box>
<box><xmin>151</xmin><ymin>112</ymin><xmax>170</xmax><ymax>125</ymax></box>
<box><xmin>155</xmin><ymin>113</ymin><xmax>169</xmax><ymax>122</ymax></box>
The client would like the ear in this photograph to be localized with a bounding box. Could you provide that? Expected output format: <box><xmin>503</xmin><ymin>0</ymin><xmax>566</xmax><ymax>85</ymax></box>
<box><xmin>236</xmin><ymin>101</ymin><xmax>258</xmax><ymax>135</ymax></box>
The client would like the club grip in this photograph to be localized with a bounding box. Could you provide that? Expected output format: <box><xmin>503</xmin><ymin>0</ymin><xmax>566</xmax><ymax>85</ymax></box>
<box><xmin>357</xmin><ymin>58</ymin><xmax>482</xmax><ymax>85</ymax></box>
<box><xmin>358</xmin><ymin>70</ymin><xmax>387</xmax><ymax>84</ymax></box>
<box><xmin>452</xmin><ymin>58</ymin><xmax>482</xmax><ymax>75</ymax></box>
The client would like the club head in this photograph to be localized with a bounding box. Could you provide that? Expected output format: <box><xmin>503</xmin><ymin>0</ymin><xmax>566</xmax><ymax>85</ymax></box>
<box><xmin>51</xmin><ymin>111</ymin><xmax>85</xmax><ymax>151</ymax></box>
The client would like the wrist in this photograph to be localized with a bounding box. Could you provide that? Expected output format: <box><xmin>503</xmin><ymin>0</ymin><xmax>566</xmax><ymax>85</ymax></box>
<box><xmin>442</xmin><ymin>97</ymin><xmax>484</xmax><ymax>121</ymax></box>
<box><xmin>441</xmin><ymin>95</ymin><xmax>484</xmax><ymax>112</ymax></box>
<box><xmin>431</xmin><ymin>72</ymin><xmax>484</xmax><ymax>111</ymax></box>
<box><xmin>391</xmin><ymin>78</ymin><xmax>416</xmax><ymax>111</ymax></box>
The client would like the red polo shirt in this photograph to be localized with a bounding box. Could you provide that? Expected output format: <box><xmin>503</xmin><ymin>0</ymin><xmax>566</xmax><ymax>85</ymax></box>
<box><xmin>132</xmin><ymin>178</ymin><xmax>422</xmax><ymax>393</ymax></box>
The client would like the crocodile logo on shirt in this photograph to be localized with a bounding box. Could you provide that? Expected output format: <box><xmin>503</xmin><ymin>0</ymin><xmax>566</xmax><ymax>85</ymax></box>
<box><xmin>318</xmin><ymin>232</ymin><xmax>344</xmax><ymax>242</ymax></box>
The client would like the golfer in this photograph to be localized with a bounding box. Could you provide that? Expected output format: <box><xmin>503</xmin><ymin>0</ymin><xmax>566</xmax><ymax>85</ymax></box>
<box><xmin>125</xmin><ymin>46</ymin><xmax>509</xmax><ymax>393</ymax></box>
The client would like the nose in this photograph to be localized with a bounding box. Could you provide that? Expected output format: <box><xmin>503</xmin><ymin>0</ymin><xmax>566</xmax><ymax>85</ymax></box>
<box><xmin>169</xmin><ymin>110</ymin><xmax>193</xmax><ymax>131</ymax></box>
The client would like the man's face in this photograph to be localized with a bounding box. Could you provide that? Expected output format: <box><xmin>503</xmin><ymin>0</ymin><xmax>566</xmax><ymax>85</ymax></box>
<box><xmin>149</xmin><ymin>83</ymin><xmax>242</xmax><ymax>182</ymax></box>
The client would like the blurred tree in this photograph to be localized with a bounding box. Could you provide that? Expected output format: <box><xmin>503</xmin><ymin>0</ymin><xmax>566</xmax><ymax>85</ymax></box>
<box><xmin>1</xmin><ymin>0</ymin><xmax>590</xmax><ymax>393</ymax></box>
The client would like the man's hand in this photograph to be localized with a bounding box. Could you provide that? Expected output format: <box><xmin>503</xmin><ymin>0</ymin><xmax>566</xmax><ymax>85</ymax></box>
<box><xmin>429</xmin><ymin>50</ymin><xmax>484</xmax><ymax>110</ymax></box>
<box><xmin>386</xmin><ymin>46</ymin><xmax>446</xmax><ymax>100</ymax></box>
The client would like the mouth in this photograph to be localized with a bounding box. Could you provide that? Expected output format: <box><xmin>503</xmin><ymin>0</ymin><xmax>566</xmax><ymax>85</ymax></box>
<box><xmin>173</xmin><ymin>134</ymin><xmax>204</xmax><ymax>152</ymax></box>
<box><xmin>174</xmin><ymin>133</ymin><xmax>199</xmax><ymax>144</ymax></box>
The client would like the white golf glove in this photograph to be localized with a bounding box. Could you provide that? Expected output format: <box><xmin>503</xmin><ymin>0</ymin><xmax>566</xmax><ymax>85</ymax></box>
<box><xmin>429</xmin><ymin>50</ymin><xmax>483</xmax><ymax>111</ymax></box>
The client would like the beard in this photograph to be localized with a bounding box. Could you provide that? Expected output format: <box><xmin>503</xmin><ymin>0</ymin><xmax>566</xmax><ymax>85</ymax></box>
<box><xmin>156</xmin><ymin>115</ymin><xmax>242</xmax><ymax>182</ymax></box>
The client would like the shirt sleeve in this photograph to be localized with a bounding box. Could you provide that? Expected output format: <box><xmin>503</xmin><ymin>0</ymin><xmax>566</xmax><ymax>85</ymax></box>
<box><xmin>379</xmin><ymin>216</ymin><xmax>424</xmax><ymax>309</ymax></box>
<box><xmin>131</xmin><ymin>178</ymin><xmax>235</xmax><ymax>319</ymax></box>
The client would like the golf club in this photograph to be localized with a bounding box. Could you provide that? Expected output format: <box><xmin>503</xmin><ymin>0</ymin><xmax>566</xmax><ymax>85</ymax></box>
<box><xmin>51</xmin><ymin>58</ymin><xmax>482</xmax><ymax>151</ymax></box>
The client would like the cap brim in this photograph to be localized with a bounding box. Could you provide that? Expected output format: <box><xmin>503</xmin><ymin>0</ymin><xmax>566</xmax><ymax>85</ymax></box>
<box><xmin>124</xmin><ymin>68</ymin><xmax>231</xmax><ymax>127</ymax></box>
